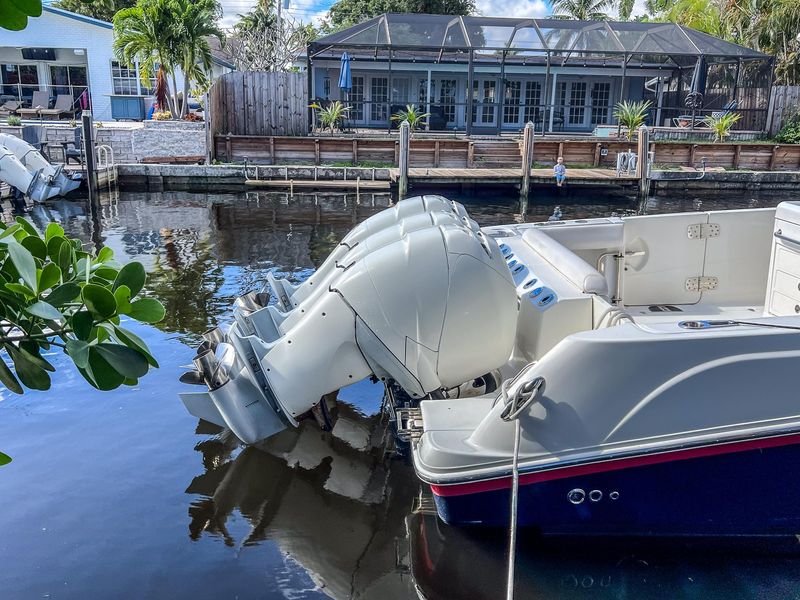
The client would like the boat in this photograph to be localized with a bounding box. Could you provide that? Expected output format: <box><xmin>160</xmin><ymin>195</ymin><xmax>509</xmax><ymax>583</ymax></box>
<box><xmin>180</xmin><ymin>195</ymin><xmax>800</xmax><ymax>536</ymax></box>
<box><xmin>0</xmin><ymin>132</ymin><xmax>81</xmax><ymax>202</ymax></box>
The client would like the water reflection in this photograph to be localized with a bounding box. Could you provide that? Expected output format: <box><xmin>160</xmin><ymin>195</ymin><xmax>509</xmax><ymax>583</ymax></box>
<box><xmin>185</xmin><ymin>402</ymin><xmax>419</xmax><ymax>599</ymax></box>
<box><xmin>2</xmin><ymin>187</ymin><xmax>800</xmax><ymax>599</ymax></box>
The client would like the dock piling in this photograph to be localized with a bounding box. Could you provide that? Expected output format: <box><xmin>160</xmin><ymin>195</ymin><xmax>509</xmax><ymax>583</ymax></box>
<box><xmin>519</xmin><ymin>121</ymin><xmax>535</xmax><ymax>213</ymax></box>
<box><xmin>637</xmin><ymin>126</ymin><xmax>651</xmax><ymax>201</ymax></box>
<box><xmin>398</xmin><ymin>121</ymin><xmax>410</xmax><ymax>200</ymax></box>
<box><xmin>81</xmin><ymin>112</ymin><xmax>97</xmax><ymax>203</ymax></box>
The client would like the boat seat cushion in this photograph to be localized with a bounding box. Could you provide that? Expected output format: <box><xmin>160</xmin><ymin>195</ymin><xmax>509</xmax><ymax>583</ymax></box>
<box><xmin>522</xmin><ymin>229</ymin><xmax>609</xmax><ymax>296</ymax></box>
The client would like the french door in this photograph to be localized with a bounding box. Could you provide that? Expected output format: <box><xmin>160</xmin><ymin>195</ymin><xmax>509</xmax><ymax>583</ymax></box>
<box><xmin>472</xmin><ymin>78</ymin><xmax>497</xmax><ymax>127</ymax></box>
<box><xmin>558</xmin><ymin>81</ymin><xmax>588</xmax><ymax>127</ymax></box>
<box><xmin>349</xmin><ymin>76</ymin><xmax>365</xmax><ymax>122</ymax></box>
<box><xmin>590</xmin><ymin>81</ymin><xmax>612</xmax><ymax>125</ymax></box>
<box><xmin>556</xmin><ymin>79</ymin><xmax>613</xmax><ymax>129</ymax></box>
<box><xmin>370</xmin><ymin>76</ymin><xmax>388</xmax><ymax>124</ymax></box>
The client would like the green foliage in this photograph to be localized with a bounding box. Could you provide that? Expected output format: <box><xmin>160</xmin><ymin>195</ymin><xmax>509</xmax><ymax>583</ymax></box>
<box><xmin>704</xmin><ymin>111</ymin><xmax>742</xmax><ymax>142</ymax></box>
<box><xmin>310</xmin><ymin>101</ymin><xmax>350</xmax><ymax>134</ymax></box>
<box><xmin>324</xmin><ymin>0</ymin><xmax>474</xmax><ymax>32</ymax></box>
<box><xmin>113</xmin><ymin>0</ymin><xmax>223</xmax><ymax>118</ymax></box>
<box><xmin>6</xmin><ymin>115</ymin><xmax>21</xmax><ymax>126</ymax></box>
<box><xmin>0</xmin><ymin>0</ymin><xmax>41</xmax><ymax>31</ymax></box>
<box><xmin>775</xmin><ymin>111</ymin><xmax>800</xmax><ymax>145</ymax></box>
<box><xmin>391</xmin><ymin>104</ymin><xmax>430</xmax><ymax>136</ymax></box>
<box><xmin>613</xmin><ymin>100</ymin><xmax>652</xmax><ymax>140</ymax></box>
<box><xmin>53</xmin><ymin>0</ymin><xmax>135</xmax><ymax>22</ymax></box>
<box><xmin>552</xmin><ymin>0</ymin><xmax>613</xmax><ymax>20</ymax></box>
<box><xmin>0</xmin><ymin>216</ymin><xmax>163</xmax><ymax>399</ymax></box>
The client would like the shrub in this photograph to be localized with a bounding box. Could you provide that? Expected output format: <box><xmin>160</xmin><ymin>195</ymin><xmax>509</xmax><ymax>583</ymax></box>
<box><xmin>613</xmin><ymin>100</ymin><xmax>652</xmax><ymax>141</ymax></box>
<box><xmin>391</xmin><ymin>104</ymin><xmax>430</xmax><ymax>135</ymax></box>
<box><xmin>704</xmin><ymin>112</ymin><xmax>742</xmax><ymax>142</ymax></box>
<box><xmin>6</xmin><ymin>115</ymin><xmax>21</xmax><ymax>126</ymax></box>
<box><xmin>153</xmin><ymin>110</ymin><xmax>173</xmax><ymax>121</ymax></box>
<box><xmin>310</xmin><ymin>101</ymin><xmax>349</xmax><ymax>135</ymax></box>
<box><xmin>776</xmin><ymin>110</ymin><xmax>800</xmax><ymax>144</ymax></box>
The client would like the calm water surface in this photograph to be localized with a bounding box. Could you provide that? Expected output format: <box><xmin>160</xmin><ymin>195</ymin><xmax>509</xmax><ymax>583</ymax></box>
<box><xmin>1</xmin><ymin>188</ymin><xmax>799</xmax><ymax>599</ymax></box>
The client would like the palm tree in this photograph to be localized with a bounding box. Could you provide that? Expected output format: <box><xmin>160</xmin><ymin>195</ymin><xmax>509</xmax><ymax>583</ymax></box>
<box><xmin>551</xmin><ymin>0</ymin><xmax>614</xmax><ymax>20</ymax></box>
<box><xmin>113</xmin><ymin>0</ymin><xmax>181</xmax><ymax>117</ymax></box>
<box><xmin>172</xmin><ymin>0</ymin><xmax>224</xmax><ymax>116</ymax></box>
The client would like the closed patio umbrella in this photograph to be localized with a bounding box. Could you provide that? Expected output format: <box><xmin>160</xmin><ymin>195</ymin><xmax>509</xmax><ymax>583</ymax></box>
<box><xmin>338</xmin><ymin>52</ymin><xmax>352</xmax><ymax>94</ymax></box>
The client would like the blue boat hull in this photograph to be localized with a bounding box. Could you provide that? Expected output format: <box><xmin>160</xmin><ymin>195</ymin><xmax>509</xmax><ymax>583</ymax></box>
<box><xmin>432</xmin><ymin>440</ymin><xmax>800</xmax><ymax>536</ymax></box>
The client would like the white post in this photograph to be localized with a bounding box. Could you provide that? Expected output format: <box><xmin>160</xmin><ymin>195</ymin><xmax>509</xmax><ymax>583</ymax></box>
<box><xmin>520</xmin><ymin>121</ymin><xmax>534</xmax><ymax>212</ymax></box>
<box><xmin>549</xmin><ymin>73</ymin><xmax>558</xmax><ymax>132</ymax></box>
<box><xmin>398</xmin><ymin>120</ymin><xmax>410</xmax><ymax>200</ymax></box>
<box><xmin>637</xmin><ymin>125</ymin><xmax>651</xmax><ymax>201</ymax></box>
<box><xmin>425</xmin><ymin>70</ymin><xmax>432</xmax><ymax>131</ymax></box>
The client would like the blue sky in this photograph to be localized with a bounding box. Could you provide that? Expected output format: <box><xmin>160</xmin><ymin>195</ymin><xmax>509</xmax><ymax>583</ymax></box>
<box><xmin>217</xmin><ymin>0</ymin><xmax>558</xmax><ymax>28</ymax></box>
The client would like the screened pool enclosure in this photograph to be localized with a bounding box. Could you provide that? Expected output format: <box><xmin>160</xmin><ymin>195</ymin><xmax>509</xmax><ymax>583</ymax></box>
<box><xmin>306</xmin><ymin>14</ymin><xmax>774</xmax><ymax>135</ymax></box>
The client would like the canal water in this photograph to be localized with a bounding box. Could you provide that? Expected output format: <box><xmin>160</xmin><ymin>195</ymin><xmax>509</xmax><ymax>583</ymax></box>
<box><xmin>1</xmin><ymin>188</ymin><xmax>799</xmax><ymax>599</ymax></box>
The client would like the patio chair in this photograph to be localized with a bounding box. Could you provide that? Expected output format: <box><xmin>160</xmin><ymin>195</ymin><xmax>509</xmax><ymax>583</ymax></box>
<box><xmin>17</xmin><ymin>91</ymin><xmax>51</xmax><ymax>119</ymax></box>
<box><xmin>21</xmin><ymin>125</ymin><xmax>50</xmax><ymax>160</ymax></box>
<box><xmin>428</xmin><ymin>106</ymin><xmax>448</xmax><ymax>131</ymax></box>
<box><xmin>60</xmin><ymin>127</ymin><xmax>84</xmax><ymax>165</ymax></box>
<box><xmin>711</xmin><ymin>100</ymin><xmax>738</xmax><ymax>119</ymax></box>
<box><xmin>0</xmin><ymin>100</ymin><xmax>21</xmax><ymax>117</ymax></box>
<box><xmin>39</xmin><ymin>94</ymin><xmax>76</xmax><ymax>120</ymax></box>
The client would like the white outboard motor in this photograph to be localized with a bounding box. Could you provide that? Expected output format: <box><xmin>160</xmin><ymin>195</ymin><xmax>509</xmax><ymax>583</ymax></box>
<box><xmin>267</xmin><ymin>195</ymin><xmax>476</xmax><ymax>311</ymax></box>
<box><xmin>0</xmin><ymin>133</ymin><xmax>81</xmax><ymax>202</ymax></box>
<box><xmin>180</xmin><ymin>197</ymin><xmax>519</xmax><ymax>444</ymax></box>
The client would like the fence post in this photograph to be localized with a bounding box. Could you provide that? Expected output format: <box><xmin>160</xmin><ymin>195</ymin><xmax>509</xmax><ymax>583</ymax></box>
<box><xmin>398</xmin><ymin>120</ymin><xmax>410</xmax><ymax>200</ymax></box>
<box><xmin>637</xmin><ymin>125</ymin><xmax>651</xmax><ymax>201</ymax></box>
<box><xmin>81</xmin><ymin>112</ymin><xmax>97</xmax><ymax>201</ymax></box>
<box><xmin>519</xmin><ymin>122</ymin><xmax>534</xmax><ymax>211</ymax></box>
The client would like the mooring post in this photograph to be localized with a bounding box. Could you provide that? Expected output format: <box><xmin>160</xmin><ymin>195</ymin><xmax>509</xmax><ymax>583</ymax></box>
<box><xmin>519</xmin><ymin>121</ymin><xmax>534</xmax><ymax>213</ymax></box>
<box><xmin>637</xmin><ymin>125</ymin><xmax>651</xmax><ymax>201</ymax></box>
<box><xmin>398</xmin><ymin>120</ymin><xmax>410</xmax><ymax>200</ymax></box>
<box><xmin>81</xmin><ymin>112</ymin><xmax>97</xmax><ymax>203</ymax></box>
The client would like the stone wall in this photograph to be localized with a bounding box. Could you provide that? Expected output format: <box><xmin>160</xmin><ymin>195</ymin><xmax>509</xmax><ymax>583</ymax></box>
<box><xmin>0</xmin><ymin>121</ymin><xmax>206</xmax><ymax>164</ymax></box>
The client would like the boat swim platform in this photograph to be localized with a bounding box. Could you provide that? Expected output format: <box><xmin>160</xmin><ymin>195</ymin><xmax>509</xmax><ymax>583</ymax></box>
<box><xmin>389</xmin><ymin>167</ymin><xmax>638</xmax><ymax>186</ymax></box>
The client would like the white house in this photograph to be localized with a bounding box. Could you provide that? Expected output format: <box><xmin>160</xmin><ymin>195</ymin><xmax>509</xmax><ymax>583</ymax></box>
<box><xmin>1</xmin><ymin>5</ymin><xmax>234</xmax><ymax>121</ymax></box>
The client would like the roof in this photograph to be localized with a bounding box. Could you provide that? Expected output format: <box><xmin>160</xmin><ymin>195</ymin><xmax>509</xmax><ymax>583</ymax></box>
<box><xmin>42</xmin><ymin>5</ymin><xmax>114</xmax><ymax>29</ymax></box>
<box><xmin>311</xmin><ymin>14</ymin><xmax>769</xmax><ymax>59</ymax></box>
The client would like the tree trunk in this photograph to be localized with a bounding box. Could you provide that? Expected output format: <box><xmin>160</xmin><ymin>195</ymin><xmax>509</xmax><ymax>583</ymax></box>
<box><xmin>170</xmin><ymin>71</ymin><xmax>181</xmax><ymax>118</ymax></box>
<box><xmin>182</xmin><ymin>72</ymin><xmax>190</xmax><ymax>118</ymax></box>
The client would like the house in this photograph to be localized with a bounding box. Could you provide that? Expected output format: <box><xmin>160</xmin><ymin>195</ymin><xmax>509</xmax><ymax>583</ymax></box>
<box><xmin>0</xmin><ymin>5</ymin><xmax>234</xmax><ymax>121</ymax></box>
<box><xmin>306</xmin><ymin>14</ymin><xmax>773</xmax><ymax>135</ymax></box>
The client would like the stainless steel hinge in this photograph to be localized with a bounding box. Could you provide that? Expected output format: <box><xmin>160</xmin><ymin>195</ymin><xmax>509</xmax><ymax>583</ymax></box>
<box><xmin>685</xmin><ymin>276</ymin><xmax>719</xmax><ymax>292</ymax></box>
<box><xmin>687</xmin><ymin>223</ymin><xmax>721</xmax><ymax>239</ymax></box>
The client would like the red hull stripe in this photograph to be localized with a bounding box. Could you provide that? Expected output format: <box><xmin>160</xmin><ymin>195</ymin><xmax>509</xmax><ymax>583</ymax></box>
<box><xmin>429</xmin><ymin>431</ymin><xmax>800</xmax><ymax>498</ymax></box>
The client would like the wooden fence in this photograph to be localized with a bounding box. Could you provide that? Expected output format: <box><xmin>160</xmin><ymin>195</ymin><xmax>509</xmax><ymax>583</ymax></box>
<box><xmin>209</xmin><ymin>71</ymin><xmax>307</xmax><ymax>137</ymax></box>
<box><xmin>214</xmin><ymin>134</ymin><xmax>800</xmax><ymax>171</ymax></box>
<box><xmin>768</xmin><ymin>86</ymin><xmax>800</xmax><ymax>136</ymax></box>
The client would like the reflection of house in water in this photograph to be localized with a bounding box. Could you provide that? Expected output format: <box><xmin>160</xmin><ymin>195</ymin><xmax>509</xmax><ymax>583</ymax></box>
<box><xmin>210</xmin><ymin>192</ymin><xmax>391</xmax><ymax>272</ymax></box>
<box><xmin>186</xmin><ymin>403</ymin><xmax>419</xmax><ymax>600</ymax></box>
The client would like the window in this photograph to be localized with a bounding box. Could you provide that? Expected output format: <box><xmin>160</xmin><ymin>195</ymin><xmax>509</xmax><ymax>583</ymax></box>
<box><xmin>50</xmin><ymin>65</ymin><xmax>87</xmax><ymax>100</ymax></box>
<box><xmin>591</xmin><ymin>82</ymin><xmax>611</xmax><ymax>125</ymax></box>
<box><xmin>524</xmin><ymin>82</ymin><xmax>541</xmax><ymax>123</ymax></box>
<box><xmin>438</xmin><ymin>79</ymin><xmax>457</xmax><ymax>124</ymax></box>
<box><xmin>1</xmin><ymin>64</ymin><xmax>38</xmax><ymax>100</ymax></box>
<box><xmin>370</xmin><ymin>76</ymin><xmax>388</xmax><ymax>122</ymax></box>
<box><xmin>503</xmin><ymin>80</ymin><xmax>521</xmax><ymax>125</ymax></box>
<box><xmin>391</xmin><ymin>77</ymin><xmax>409</xmax><ymax>103</ymax></box>
<box><xmin>323</xmin><ymin>76</ymin><xmax>330</xmax><ymax>99</ymax></box>
<box><xmin>111</xmin><ymin>61</ymin><xmax>153</xmax><ymax>95</ymax></box>
<box><xmin>349</xmin><ymin>76</ymin><xmax>364</xmax><ymax>121</ymax></box>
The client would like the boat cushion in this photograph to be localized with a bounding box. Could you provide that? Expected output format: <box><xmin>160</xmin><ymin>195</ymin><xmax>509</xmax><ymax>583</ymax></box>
<box><xmin>522</xmin><ymin>229</ymin><xmax>609</xmax><ymax>296</ymax></box>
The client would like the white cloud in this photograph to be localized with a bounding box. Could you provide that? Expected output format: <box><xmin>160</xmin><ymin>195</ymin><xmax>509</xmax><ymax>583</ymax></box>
<box><xmin>476</xmin><ymin>0</ymin><xmax>550</xmax><ymax>18</ymax></box>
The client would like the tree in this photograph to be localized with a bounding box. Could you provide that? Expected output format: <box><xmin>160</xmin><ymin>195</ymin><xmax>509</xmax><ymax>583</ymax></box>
<box><xmin>325</xmin><ymin>0</ymin><xmax>474</xmax><ymax>32</ymax></box>
<box><xmin>1</xmin><ymin>0</ymin><xmax>41</xmax><ymax>30</ymax></box>
<box><xmin>53</xmin><ymin>0</ymin><xmax>135</xmax><ymax>23</ymax></box>
<box><xmin>113</xmin><ymin>0</ymin><xmax>182</xmax><ymax>117</ymax></box>
<box><xmin>229</xmin><ymin>1</ymin><xmax>314</xmax><ymax>72</ymax></box>
<box><xmin>113</xmin><ymin>0</ymin><xmax>223</xmax><ymax>118</ymax></box>
<box><xmin>172</xmin><ymin>0</ymin><xmax>224</xmax><ymax>116</ymax></box>
<box><xmin>0</xmin><ymin>217</ymin><xmax>165</xmax><ymax>465</ymax></box>
<box><xmin>551</xmin><ymin>0</ymin><xmax>614</xmax><ymax>20</ymax></box>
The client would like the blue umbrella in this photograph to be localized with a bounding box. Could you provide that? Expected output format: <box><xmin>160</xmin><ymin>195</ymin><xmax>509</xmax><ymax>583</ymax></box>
<box><xmin>338</xmin><ymin>52</ymin><xmax>352</xmax><ymax>93</ymax></box>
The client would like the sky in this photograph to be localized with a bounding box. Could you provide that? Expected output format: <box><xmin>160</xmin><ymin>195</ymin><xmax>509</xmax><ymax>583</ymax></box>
<box><xmin>217</xmin><ymin>0</ymin><xmax>649</xmax><ymax>29</ymax></box>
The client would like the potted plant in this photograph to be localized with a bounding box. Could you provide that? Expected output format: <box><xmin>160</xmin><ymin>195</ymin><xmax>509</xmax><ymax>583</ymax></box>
<box><xmin>6</xmin><ymin>115</ymin><xmax>21</xmax><ymax>126</ymax></box>
<box><xmin>613</xmin><ymin>100</ymin><xmax>652</xmax><ymax>140</ymax></box>
<box><xmin>704</xmin><ymin>112</ymin><xmax>742</xmax><ymax>142</ymax></box>
<box><xmin>391</xmin><ymin>104</ymin><xmax>430</xmax><ymax>136</ymax></box>
<box><xmin>309</xmin><ymin>101</ymin><xmax>350</xmax><ymax>135</ymax></box>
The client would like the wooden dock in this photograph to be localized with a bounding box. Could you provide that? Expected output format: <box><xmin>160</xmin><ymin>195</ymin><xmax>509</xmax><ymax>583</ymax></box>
<box><xmin>244</xmin><ymin>178</ymin><xmax>390</xmax><ymax>190</ymax></box>
<box><xmin>388</xmin><ymin>167</ymin><xmax>636</xmax><ymax>186</ymax></box>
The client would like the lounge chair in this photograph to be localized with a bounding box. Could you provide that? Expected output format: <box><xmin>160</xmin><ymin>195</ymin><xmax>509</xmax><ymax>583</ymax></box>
<box><xmin>0</xmin><ymin>100</ymin><xmax>21</xmax><ymax>117</ymax></box>
<box><xmin>39</xmin><ymin>94</ymin><xmax>76</xmax><ymax>120</ymax></box>
<box><xmin>711</xmin><ymin>100</ymin><xmax>738</xmax><ymax>119</ymax></box>
<box><xmin>17</xmin><ymin>91</ymin><xmax>51</xmax><ymax>119</ymax></box>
